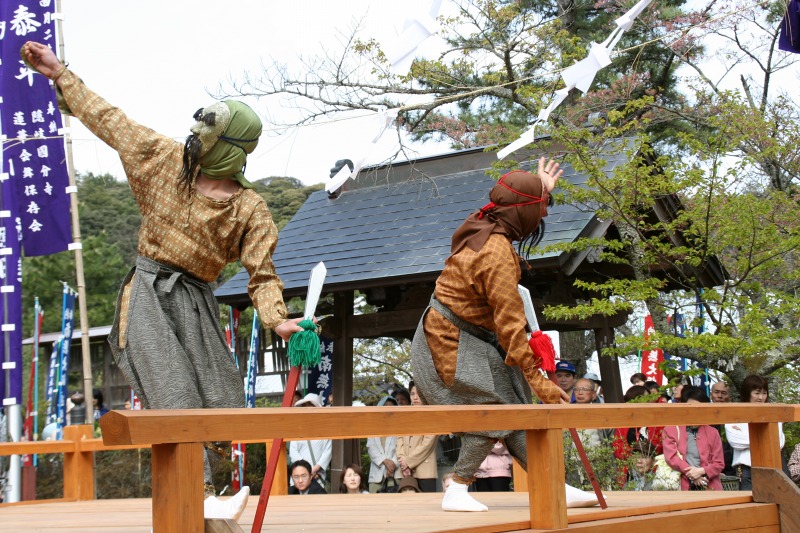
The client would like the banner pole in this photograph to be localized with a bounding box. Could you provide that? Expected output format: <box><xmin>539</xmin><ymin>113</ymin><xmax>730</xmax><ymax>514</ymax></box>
<box><xmin>55</xmin><ymin>0</ymin><xmax>94</xmax><ymax>424</ymax></box>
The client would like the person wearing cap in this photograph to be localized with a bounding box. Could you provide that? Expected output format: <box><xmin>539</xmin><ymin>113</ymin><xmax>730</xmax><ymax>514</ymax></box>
<box><xmin>397</xmin><ymin>476</ymin><xmax>422</xmax><ymax>493</ymax></box>
<box><xmin>555</xmin><ymin>361</ymin><xmax>577</xmax><ymax>402</ymax></box>
<box><xmin>411</xmin><ymin>160</ymin><xmax>596</xmax><ymax>513</ymax></box>
<box><xmin>21</xmin><ymin>42</ymin><xmax>307</xmax><ymax>522</ymax></box>
<box><xmin>289</xmin><ymin>393</ymin><xmax>334</xmax><ymax>485</ymax></box>
<box><xmin>583</xmin><ymin>372</ymin><xmax>604</xmax><ymax>403</ymax></box>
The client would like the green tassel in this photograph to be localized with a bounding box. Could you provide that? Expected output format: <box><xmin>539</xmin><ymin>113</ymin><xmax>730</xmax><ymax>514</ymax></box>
<box><xmin>287</xmin><ymin>319</ymin><xmax>321</xmax><ymax>368</ymax></box>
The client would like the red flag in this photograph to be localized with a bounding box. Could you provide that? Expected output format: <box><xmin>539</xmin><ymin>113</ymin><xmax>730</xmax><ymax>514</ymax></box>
<box><xmin>641</xmin><ymin>315</ymin><xmax>664</xmax><ymax>385</ymax></box>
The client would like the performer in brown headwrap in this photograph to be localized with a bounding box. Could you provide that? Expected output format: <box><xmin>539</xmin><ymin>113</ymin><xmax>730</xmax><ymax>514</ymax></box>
<box><xmin>22</xmin><ymin>41</ymin><xmax>306</xmax><ymax>521</ymax></box>
<box><xmin>412</xmin><ymin>158</ymin><xmax>597</xmax><ymax>512</ymax></box>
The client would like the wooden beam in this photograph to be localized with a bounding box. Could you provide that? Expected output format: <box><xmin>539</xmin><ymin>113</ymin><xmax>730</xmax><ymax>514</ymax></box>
<box><xmin>749</xmin><ymin>423</ymin><xmax>782</xmax><ymax>469</ymax></box>
<box><xmin>752</xmin><ymin>466</ymin><xmax>800</xmax><ymax>533</ymax></box>
<box><xmin>100</xmin><ymin>403</ymin><xmax>798</xmax><ymax>445</ymax></box>
<box><xmin>347</xmin><ymin>308</ymin><xmax>424</xmax><ymax>338</ymax></box>
<box><xmin>527</xmin><ymin>428</ymin><xmax>567</xmax><ymax>529</ymax></box>
<box><xmin>62</xmin><ymin>425</ymin><xmax>94</xmax><ymax>501</ymax></box>
<box><xmin>151</xmin><ymin>442</ymin><xmax>203</xmax><ymax>533</ymax></box>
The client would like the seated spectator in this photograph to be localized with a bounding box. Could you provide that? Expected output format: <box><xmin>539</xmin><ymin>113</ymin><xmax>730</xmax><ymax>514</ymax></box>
<box><xmin>788</xmin><ymin>443</ymin><xmax>800</xmax><ymax>485</ymax></box>
<box><xmin>662</xmin><ymin>386</ymin><xmax>725</xmax><ymax>491</ymax></box>
<box><xmin>724</xmin><ymin>375</ymin><xmax>786</xmax><ymax>490</ymax></box>
<box><xmin>289</xmin><ymin>460</ymin><xmax>327</xmax><ymax>495</ymax></box>
<box><xmin>630</xmin><ymin>372</ymin><xmax>646</xmax><ymax>387</ymax></box>
<box><xmin>339</xmin><ymin>464</ymin><xmax>369</xmax><ymax>494</ymax></box>
<box><xmin>289</xmin><ymin>393</ymin><xmax>333</xmax><ymax>485</ymax></box>
<box><xmin>396</xmin><ymin>381</ymin><xmax>438</xmax><ymax>492</ymax></box>
<box><xmin>366</xmin><ymin>396</ymin><xmax>402</xmax><ymax>493</ymax></box>
<box><xmin>474</xmin><ymin>442</ymin><xmax>513</xmax><ymax>492</ymax></box>
<box><xmin>624</xmin><ymin>442</ymin><xmax>657</xmax><ymax>491</ymax></box>
<box><xmin>397</xmin><ymin>476</ymin><xmax>422</xmax><ymax>493</ymax></box>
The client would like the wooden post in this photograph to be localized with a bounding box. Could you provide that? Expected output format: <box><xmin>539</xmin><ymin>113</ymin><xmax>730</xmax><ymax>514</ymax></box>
<box><xmin>526</xmin><ymin>428</ymin><xmax>567</xmax><ymax>529</ymax></box>
<box><xmin>512</xmin><ymin>459</ymin><xmax>528</xmax><ymax>492</ymax></box>
<box><xmin>595</xmin><ymin>324</ymin><xmax>622</xmax><ymax>403</ymax></box>
<box><xmin>749</xmin><ymin>422</ymin><xmax>782</xmax><ymax>469</ymax></box>
<box><xmin>331</xmin><ymin>290</ymin><xmax>356</xmax><ymax>493</ymax></box>
<box><xmin>151</xmin><ymin>442</ymin><xmax>203</xmax><ymax>533</ymax></box>
<box><xmin>62</xmin><ymin>425</ymin><xmax>95</xmax><ymax>501</ymax></box>
<box><xmin>265</xmin><ymin>439</ymin><xmax>288</xmax><ymax>496</ymax></box>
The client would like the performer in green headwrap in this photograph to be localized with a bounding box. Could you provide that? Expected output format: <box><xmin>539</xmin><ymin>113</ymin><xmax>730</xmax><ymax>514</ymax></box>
<box><xmin>23</xmin><ymin>41</ymin><xmax>306</xmax><ymax>521</ymax></box>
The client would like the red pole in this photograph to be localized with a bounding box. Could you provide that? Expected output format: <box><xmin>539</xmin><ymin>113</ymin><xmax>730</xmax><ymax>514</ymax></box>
<box><xmin>251</xmin><ymin>365</ymin><xmax>301</xmax><ymax>532</ymax></box>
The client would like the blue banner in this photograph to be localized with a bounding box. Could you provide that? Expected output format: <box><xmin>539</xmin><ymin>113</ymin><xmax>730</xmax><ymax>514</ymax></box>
<box><xmin>44</xmin><ymin>337</ymin><xmax>58</xmax><ymax>424</ymax></box>
<box><xmin>0</xmin><ymin>0</ymin><xmax>72</xmax><ymax>256</ymax></box>
<box><xmin>55</xmin><ymin>286</ymin><xmax>75</xmax><ymax>439</ymax></box>
<box><xmin>244</xmin><ymin>312</ymin><xmax>259</xmax><ymax>408</ymax></box>
<box><xmin>307</xmin><ymin>336</ymin><xmax>333</xmax><ymax>405</ymax></box>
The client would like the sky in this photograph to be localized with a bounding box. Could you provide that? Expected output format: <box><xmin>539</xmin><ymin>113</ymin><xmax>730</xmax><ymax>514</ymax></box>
<box><xmin>56</xmin><ymin>0</ymin><xmax>451</xmax><ymax>186</ymax></box>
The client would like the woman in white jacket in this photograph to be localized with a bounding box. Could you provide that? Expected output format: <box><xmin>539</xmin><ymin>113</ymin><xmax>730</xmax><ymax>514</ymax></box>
<box><xmin>366</xmin><ymin>396</ymin><xmax>403</xmax><ymax>492</ymax></box>
<box><xmin>724</xmin><ymin>375</ymin><xmax>785</xmax><ymax>490</ymax></box>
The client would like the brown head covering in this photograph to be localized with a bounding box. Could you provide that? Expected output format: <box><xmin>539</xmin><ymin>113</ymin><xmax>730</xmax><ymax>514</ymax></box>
<box><xmin>451</xmin><ymin>170</ymin><xmax>549</xmax><ymax>254</ymax></box>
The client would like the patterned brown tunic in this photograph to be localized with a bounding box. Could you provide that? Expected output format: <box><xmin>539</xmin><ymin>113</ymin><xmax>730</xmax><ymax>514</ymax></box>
<box><xmin>58</xmin><ymin>70</ymin><xmax>286</xmax><ymax>328</ymax></box>
<box><xmin>424</xmin><ymin>233</ymin><xmax>533</xmax><ymax>385</ymax></box>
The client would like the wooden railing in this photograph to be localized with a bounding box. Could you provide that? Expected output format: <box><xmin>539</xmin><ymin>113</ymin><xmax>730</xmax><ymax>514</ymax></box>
<box><xmin>98</xmin><ymin>403</ymin><xmax>799</xmax><ymax>533</ymax></box>
<box><xmin>0</xmin><ymin>426</ymin><xmax>287</xmax><ymax>504</ymax></box>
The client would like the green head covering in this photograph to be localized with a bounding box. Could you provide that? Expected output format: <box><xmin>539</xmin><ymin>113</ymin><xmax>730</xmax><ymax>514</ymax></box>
<box><xmin>191</xmin><ymin>100</ymin><xmax>262</xmax><ymax>189</ymax></box>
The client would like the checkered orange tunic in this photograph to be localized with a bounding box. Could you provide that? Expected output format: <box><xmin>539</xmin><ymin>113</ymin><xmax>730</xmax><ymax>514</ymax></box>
<box><xmin>424</xmin><ymin>233</ymin><xmax>534</xmax><ymax>385</ymax></box>
<box><xmin>58</xmin><ymin>71</ymin><xmax>287</xmax><ymax>328</ymax></box>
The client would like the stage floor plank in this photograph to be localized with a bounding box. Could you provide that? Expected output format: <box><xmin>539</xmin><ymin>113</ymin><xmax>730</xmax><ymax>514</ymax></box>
<box><xmin>0</xmin><ymin>491</ymin><xmax>766</xmax><ymax>532</ymax></box>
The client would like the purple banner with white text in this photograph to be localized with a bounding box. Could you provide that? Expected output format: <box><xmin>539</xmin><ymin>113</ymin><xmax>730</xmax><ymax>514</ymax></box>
<box><xmin>0</xmin><ymin>0</ymin><xmax>72</xmax><ymax>256</ymax></box>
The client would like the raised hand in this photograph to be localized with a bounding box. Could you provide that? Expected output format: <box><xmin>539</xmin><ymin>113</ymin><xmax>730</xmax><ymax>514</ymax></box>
<box><xmin>21</xmin><ymin>41</ymin><xmax>63</xmax><ymax>79</ymax></box>
<box><xmin>537</xmin><ymin>156</ymin><xmax>563</xmax><ymax>193</ymax></box>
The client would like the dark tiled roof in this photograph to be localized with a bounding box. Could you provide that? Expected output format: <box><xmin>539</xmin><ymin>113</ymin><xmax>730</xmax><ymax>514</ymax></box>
<box><xmin>215</xmin><ymin>148</ymin><xmax>628</xmax><ymax>303</ymax></box>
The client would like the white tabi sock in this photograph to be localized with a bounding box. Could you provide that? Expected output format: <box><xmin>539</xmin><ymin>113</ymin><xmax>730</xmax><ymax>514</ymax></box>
<box><xmin>204</xmin><ymin>486</ymin><xmax>250</xmax><ymax>521</ymax></box>
<box><xmin>441</xmin><ymin>481</ymin><xmax>488</xmax><ymax>512</ymax></box>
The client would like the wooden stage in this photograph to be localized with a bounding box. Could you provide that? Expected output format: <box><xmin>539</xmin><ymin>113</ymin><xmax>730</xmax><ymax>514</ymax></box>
<box><xmin>0</xmin><ymin>491</ymin><xmax>777</xmax><ymax>532</ymax></box>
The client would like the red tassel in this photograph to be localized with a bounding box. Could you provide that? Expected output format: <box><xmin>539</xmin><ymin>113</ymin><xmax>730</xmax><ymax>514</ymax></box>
<box><xmin>529</xmin><ymin>331</ymin><xmax>557</xmax><ymax>373</ymax></box>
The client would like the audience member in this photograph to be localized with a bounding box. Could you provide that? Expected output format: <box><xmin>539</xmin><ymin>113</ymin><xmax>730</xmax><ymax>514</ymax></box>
<box><xmin>583</xmin><ymin>373</ymin><xmax>604</xmax><ymax>403</ymax></box>
<box><xmin>724</xmin><ymin>375</ymin><xmax>786</xmax><ymax>490</ymax></box>
<box><xmin>613</xmin><ymin>385</ymin><xmax>663</xmax><ymax>486</ymax></box>
<box><xmin>289</xmin><ymin>460</ymin><xmax>327</xmax><ymax>495</ymax></box>
<box><xmin>624</xmin><ymin>441</ymin><xmax>657</xmax><ymax>491</ymax></box>
<box><xmin>396</xmin><ymin>381</ymin><xmax>438</xmax><ymax>492</ymax></box>
<box><xmin>788</xmin><ymin>443</ymin><xmax>800</xmax><ymax>485</ymax></box>
<box><xmin>392</xmin><ymin>388</ymin><xmax>411</xmax><ymax>406</ymax></box>
<box><xmin>708</xmin><ymin>380</ymin><xmax>735</xmax><ymax>475</ymax></box>
<box><xmin>710</xmin><ymin>381</ymin><xmax>731</xmax><ymax>403</ymax></box>
<box><xmin>339</xmin><ymin>464</ymin><xmax>369</xmax><ymax>494</ymax></box>
<box><xmin>289</xmin><ymin>393</ymin><xmax>333</xmax><ymax>484</ymax></box>
<box><xmin>366</xmin><ymin>396</ymin><xmax>402</xmax><ymax>493</ymax></box>
<box><xmin>92</xmin><ymin>389</ymin><xmax>109</xmax><ymax>420</ymax></box>
<box><xmin>555</xmin><ymin>361</ymin><xmax>577</xmax><ymax>401</ymax></box>
<box><xmin>662</xmin><ymin>386</ymin><xmax>725</xmax><ymax>491</ymax></box>
<box><xmin>474</xmin><ymin>442</ymin><xmax>513</xmax><ymax>492</ymax></box>
<box><xmin>397</xmin><ymin>476</ymin><xmax>422</xmax><ymax>493</ymax></box>
<box><xmin>572</xmin><ymin>378</ymin><xmax>612</xmax><ymax>447</ymax></box>
<box><xmin>630</xmin><ymin>373</ymin><xmax>646</xmax><ymax>387</ymax></box>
